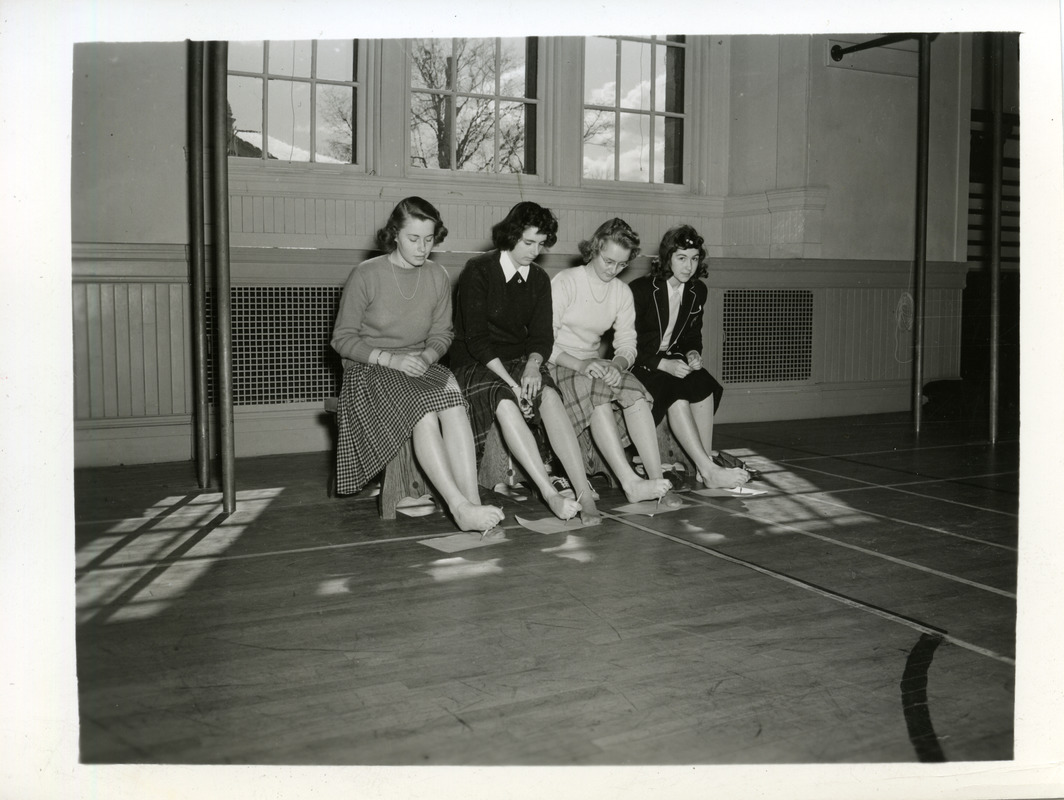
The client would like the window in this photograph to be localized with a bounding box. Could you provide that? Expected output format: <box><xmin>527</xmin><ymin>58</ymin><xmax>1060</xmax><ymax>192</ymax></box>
<box><xmin>227</xmin><ymin>40</ymin><xmax>360</xmax><ymax>164</ymax></box>
<box><xmin>409</xmin><ymin>38</ymin><xmax>538</xmax><ymax>175</ymax></box>
<box><xmin>583</xmin><ymin>36</ymin><xmax>686</xmax><ymax>184</ymax></box>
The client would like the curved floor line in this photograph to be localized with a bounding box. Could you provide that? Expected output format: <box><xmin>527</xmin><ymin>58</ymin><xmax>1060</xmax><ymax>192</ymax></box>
<box><xmin>901</xmin><ymin>633</ymin><xmax>947</xmax><ymax>762</ymax></box>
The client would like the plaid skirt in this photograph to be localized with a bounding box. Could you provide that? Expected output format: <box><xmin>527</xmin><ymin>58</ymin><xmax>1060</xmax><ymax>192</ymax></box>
<box><xmin>547</xmin><ymin>362</ymin><xmax>653</xmax><ymax>437</ymax></box>
<box><xmin>335</xmin><ymin>362</ymin><xmax>468</xmax><ymax>496</ymax></box>
<box><xmin>451</xmin><ymin>356</ymin><xmax>558</xmax><ymax>462</ymax></box>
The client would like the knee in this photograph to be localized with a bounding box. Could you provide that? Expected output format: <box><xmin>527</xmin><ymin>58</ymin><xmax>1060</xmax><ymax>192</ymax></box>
<box><xmin>496</xmin><ymin>397</ymin><xmax>521</xmax><ymax>419</ymax></box>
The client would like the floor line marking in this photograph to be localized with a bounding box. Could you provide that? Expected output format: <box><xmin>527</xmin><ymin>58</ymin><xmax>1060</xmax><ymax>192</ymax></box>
<box><xmin>805</xmin><ymin>470</ymin><xmax>1018</xmax><ymax>500</ymax></box>
<box><xmin>766</xmin><ymin>440</ymin><xmax>1017</xmax><ymax>463</ymax></box>
<box><xmin>776</xmin><ymin>462</ymin><xmax>1020</xmax><ymax>518</ymax></box>
<box><xmin>784</xmin><ymin>493</ymin><xmax>1017</xmax><ymax>553</ymax></box>
<box><xmin>679</xmin><ymin>495</ymin><xmax>1017</xmax><ymax>599</ymax></box>
<box><xmin>73</xmin><ymin>525</ymin><xmax>522</xmax><ymax>575</ymax></box>
<box><xmin>881</xmin><ymin>470</ymin><xmax>1017</xmax><ymax>488</ymax></box>
<box><xmin>605</xmin><ymin>512</ymin><xmax>1015</xmax><ymax>666</ymax></box>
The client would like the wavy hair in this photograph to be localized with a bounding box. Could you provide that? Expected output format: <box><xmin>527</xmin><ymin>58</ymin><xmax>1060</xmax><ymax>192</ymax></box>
<box><xmin>577</xmin><ymin>218</ymin><xmax>641</xmax><ymax>264</ymax></box>
<box><xmin>492</xmin><ymin>201</ymin><xmax>559</xmax><ymax>251</ymax></box>
<box><xmin>376</xmin><ymin>196</ymin><xmax>449</xmax><ymax>253</ymax></box>
<box><xmin>651</xmin><ymin>224</ymin><xmax>707</xmax><ymax>280</ymax></box>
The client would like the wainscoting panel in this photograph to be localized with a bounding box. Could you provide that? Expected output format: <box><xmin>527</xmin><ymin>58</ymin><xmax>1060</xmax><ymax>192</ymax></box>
<box><xmin>72</xmin><ymin>242</ymin><xmax>968</xmax><ymax>465</ymax></box>
<box><xmin>72</xmin><ymin>281</ymin><xmax>191</xmax><ymax>421</ymax></box>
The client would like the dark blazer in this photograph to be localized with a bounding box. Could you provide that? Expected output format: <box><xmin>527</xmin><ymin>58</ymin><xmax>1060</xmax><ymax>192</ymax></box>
<box><xmin>449</xmin><ymin>250</ymin><xmax>554</xmax><ymax>369</ymax></box>
<box><xmin>629</xmin><ymin>274</ymin><xmax>707</xmax><ymax>370</ymax></box>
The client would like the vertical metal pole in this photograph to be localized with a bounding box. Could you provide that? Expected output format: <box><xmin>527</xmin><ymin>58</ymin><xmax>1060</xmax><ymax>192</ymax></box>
<box><xmin>208</xmin><ymin>41</ymin><xmax>236</xmax><ymax>514</ymax></box>
<box><xmin>988</xmin><ymin>33</ymin><xmax>1004</xmax><ymax>444</ymax></box>
<box><xmin>188</xmin><ymin>41</ymin><xmax>210</xmax><ymax>488</ymax></box>
<box><xmin>912</xmin><ymin>34</ymin><xmax>931</xmax><ymax>434</ymax></box>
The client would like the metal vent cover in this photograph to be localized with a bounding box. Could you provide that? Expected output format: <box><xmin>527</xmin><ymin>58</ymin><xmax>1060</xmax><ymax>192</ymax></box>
<box><xmin>207</xmin><ymin>286</ymin><xmax>343</xmax><ymax>405</ymax></box>
<box><xmin>721</xmin><ymin>289</ymin><xmax>813</xmax><ymax>383</ymax></box>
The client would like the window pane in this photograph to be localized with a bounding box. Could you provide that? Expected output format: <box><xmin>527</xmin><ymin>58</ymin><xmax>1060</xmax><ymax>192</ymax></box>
<box><xmin>663</xmin><ymin>117</ymin><xmax>683</xmax><ymax>184</ymax></box>
<box><xmin>617</xmin><ymin>112</ymin><xmax>650</xmax><ymax>182</ymax></box>
<box><xmin>268</xmin><ymin>79</ymin><xmax>311</xmax><ymax>161</ymax></box>
<box><xmin>455</xmin><ymin>38</ymin><xmax>496</xmax><ymax>95</ymax></box>
<box><xmin>227</xmin><ymin>75</ymin><xmax>264</xmax><ymax>157</ymax></box>
<box><xmin>410</xmin><ymin>91</ymin><xmax>447</xmax><ymax>168</ymax></box>
<box><xmin>410</xmin><ymin>37</ymin><xmax>536</xmax><ymax>175</ymax></box>
<box><xmin>499</xmin><ymin>101</ymin><xmax>532</xmax><ymax>173</ymax></box>
<box><xmin>657</xmin><ymin>44</ymin><xmax>684</xmax><ymax>113</ymax></box>
<box><xmin>584</xmin><ymin>37</ymin><xmax>617</xmax><ymax>105</ymax></box>
<box><xmin>523</xmin><ymin>102</ymin><xmax>537</xmax><ymax>174</ymax></box>
<box><xmin>582</xmin><ymin>109</ymin><xmax>615</xmax><ymax>180</ymax></box>
<box><xmin>455</xmin><ymin>96</ymin><xmax>496</xmax><ymax>171</ymax></box>
<box><xmin>619</xmin><ymin>39</ymin><xmax>651</xmax><ymax>111</ymax></box>
<box><xmin>269</xmin><ymin>41</ymin><xmax>312</xmax><ymax>78</ymax></box>
<box><xmin>411</xmin><ymin>39</ymin><xmax>453</xmax><ymax>91</ymax></box>
<box><xmin>499</xmin><ymin>38</ymin><xmax>531</xmax><ymax>98</ymax></box>
<box><xmin>316</xmin><ymin>85</ymin><xmax>355</xmax><ymax>163</ymax></box>
<box><xmin>653</xmin><ymin>117</ymin><xmax>664</xmax><ymax>183</ymax></box>
<box><xmin>228</xmin><ymin>41</ymin><xmax>263</xmax><ymax>73</ymax></box>
<box><xmin>316</xmin><ymin>40</ymin><xmax>356</xmax><ymax>82</ymax></box>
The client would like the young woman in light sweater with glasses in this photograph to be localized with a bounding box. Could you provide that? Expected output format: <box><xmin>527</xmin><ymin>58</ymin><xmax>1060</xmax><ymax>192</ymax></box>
<box><xmin>548</xmin><ymin>218</ymin><xmax>679</xmax><ymax>507</ymax></box>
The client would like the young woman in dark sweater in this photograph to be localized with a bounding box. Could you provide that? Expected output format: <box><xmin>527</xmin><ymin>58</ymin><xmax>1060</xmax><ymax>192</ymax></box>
<box><xmin>629</xmin><ymin>225</ymin><xmax>749</xmax><ymax>489</ymax></box>
<box><xmin>450</xmin><ymin>202</ymin><xmax>597</xmax><ymax>524</ymax></box>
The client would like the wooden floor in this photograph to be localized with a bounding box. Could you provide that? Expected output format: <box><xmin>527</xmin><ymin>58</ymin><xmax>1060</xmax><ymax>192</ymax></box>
<box><xmin>74</xmin><ymin>412</ymin><xmax>1018</xmax><ymax>765</ymax></box>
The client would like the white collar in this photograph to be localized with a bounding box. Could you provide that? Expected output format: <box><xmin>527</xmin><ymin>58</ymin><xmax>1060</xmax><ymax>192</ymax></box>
<box><xmin>500</xmin><ymin>250</ymin><xmax>530</xmax><ymax>283</ymax></box>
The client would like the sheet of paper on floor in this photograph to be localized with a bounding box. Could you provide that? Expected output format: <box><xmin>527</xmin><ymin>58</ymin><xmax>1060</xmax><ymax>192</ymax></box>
<box><xmin>419</xmin><ymin>531</ymin><xmax>509</xmax><ymax>552</ymax></box>
<box><xmin>515</xmin><ymin>515</ymin><xmax>588</xmax><ymax>534</ymax></box>
<box><xmin>611</xmin><ymin>500</ymin><xmax>695</xmax><ymax>516</ymax></box>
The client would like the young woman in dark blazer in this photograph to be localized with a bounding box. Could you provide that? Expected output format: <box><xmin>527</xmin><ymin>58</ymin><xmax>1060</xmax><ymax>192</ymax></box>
<box><xmin>629</xmin><ymin>225</ymin><xmax>749</xmax><ymax>489</ymax></box>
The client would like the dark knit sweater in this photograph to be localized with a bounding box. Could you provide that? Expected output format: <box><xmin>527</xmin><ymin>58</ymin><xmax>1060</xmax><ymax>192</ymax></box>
<box><xmin>449</xmin><ymin>250</ymin><xmax>554</xmax><ymax>369</ymax></box>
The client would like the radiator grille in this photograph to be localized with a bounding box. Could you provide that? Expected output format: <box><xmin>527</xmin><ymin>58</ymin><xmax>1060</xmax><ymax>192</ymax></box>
<box><xmin>207</xmin><ymin>286</ymin><xmax>343</xmax><ymax>405</ymax></box>
<box><xmin>721</xmin><ymin>289</ymin><xmax>813</xmax><ymax>383</ymax></box>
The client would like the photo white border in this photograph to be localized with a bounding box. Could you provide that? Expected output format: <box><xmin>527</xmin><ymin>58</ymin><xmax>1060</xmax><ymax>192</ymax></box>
<box><xmin>2</xmin><ymin>1</ymin><xmax>1061</xmax><ymax>797</ymax></box>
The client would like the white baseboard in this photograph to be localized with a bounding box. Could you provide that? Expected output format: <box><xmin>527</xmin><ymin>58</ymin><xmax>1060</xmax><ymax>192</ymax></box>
<box><xmin>715</xmin><ymin>380</ymin><xmax>911</xmax><ymax>423</ymax></box>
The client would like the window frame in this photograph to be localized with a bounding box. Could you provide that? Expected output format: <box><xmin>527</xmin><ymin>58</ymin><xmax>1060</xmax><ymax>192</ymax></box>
<box><xmin>404</xmin><ymin>36</ymin><xmax>545</xmax><ymax>182</ymax></box>
<box><xmin>580</xmin><ymin>34</ymin><xmax>691</xmax><ymax>189</ymax></box>
<box><xmin>226</xmin><ymin>39</ymin><xmax>370</xmax><ymax>170</ymax></box>
<box><xmin>226</xmin><ymin>36</ymin><xmax>708</xmax><ymax>200</ymax></box>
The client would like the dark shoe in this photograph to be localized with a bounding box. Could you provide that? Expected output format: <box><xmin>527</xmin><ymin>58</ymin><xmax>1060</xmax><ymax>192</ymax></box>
<box><xmin>712</xmin><ymin>450</ymin><xmax>763</xmax><ymax>481</ymax></box>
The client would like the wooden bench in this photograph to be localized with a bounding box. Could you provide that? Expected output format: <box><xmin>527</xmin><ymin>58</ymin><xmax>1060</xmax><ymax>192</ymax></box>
<box><xmin>324</xmin><ymin>397</ymin><xmax>436</xmax><ymax>520</ymax></box>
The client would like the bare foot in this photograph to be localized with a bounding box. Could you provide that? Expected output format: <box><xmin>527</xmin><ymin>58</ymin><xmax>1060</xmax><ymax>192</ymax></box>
<box><xmin>453</xmin><ymin>501</ymin><xmax>505</xmax><ymax>532</ymax></box>
<box><xmin>576</xmin><ymin>492</ymin><xmax>602</xmax><ymax>526</ymax></box>
<box><xmin>545</xmin><ymin>491</ymin><xmax>581</xmax><ymax>521</ymax></box>
<box><xmin>700</xmin><ymin>465</ymin><xmax>750</xmax><ymax>489</ymax></box>
<box><xmin>622</xmin><ymin>478</ymin><xmax>671</xmax><ymax>503</ymax></box>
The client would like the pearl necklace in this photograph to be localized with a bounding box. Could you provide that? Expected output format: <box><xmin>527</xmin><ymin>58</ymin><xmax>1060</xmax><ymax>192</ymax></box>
<box><xmin>389</xmin><ymin>256</ymin><xmax>422</xmax><ymax>301</ymax></box>
<box><xmin>584</xmin><ymin>265</ymin><xmax>610</xmax><ymax>304</ymax></box>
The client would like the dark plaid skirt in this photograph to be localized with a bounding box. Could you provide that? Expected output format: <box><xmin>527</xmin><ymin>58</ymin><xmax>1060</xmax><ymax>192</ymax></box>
<box><xmin>451</xmin><ymin>356</ymin><xmax>558</xmax><ymax>462</ymax></box>
<box><xmin>547</xmin><ymin>362</ymin><xmax>653</xmax><ymax>437</ymax></box>
<box><xmin>335</xmin><ymin>361</ymin><xmax>468</xmax><ymax>496</ymax></box>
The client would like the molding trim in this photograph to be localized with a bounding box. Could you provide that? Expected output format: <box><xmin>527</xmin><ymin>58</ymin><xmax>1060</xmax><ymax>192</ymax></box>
<box><xmin>71</xmin><ymin>240</ymin><xmax>970</xmax><ymax>289</ymax></box>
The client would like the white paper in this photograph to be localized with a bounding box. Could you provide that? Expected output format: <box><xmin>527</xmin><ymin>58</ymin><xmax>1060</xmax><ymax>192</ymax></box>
<box><xmin>514</xmin><ymin>515</ymin><xmax>587</xmax><ymax>534</ymax></box>
<box><xmin>611</xmin><ymin>501</ymin><xmax>694</xmax><ymax>516</ymax></box>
